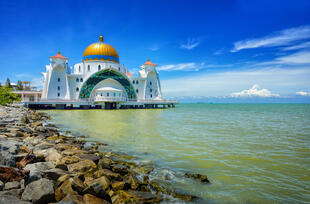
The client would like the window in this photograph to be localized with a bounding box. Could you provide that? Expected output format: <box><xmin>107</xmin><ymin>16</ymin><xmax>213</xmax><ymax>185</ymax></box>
<box><xmin>136</xmin><ymin>80</ymin><xmax>139</xmax><ymax>84</ymax></box>
<box><xmin>150</xmin><ymin>94</ymin><xmax>152</xmax><ymax>98</ymax></box>
<box><xmin>133</xmin><ymin>80</ymin><xmax>135</xmax><ymax>84</ymax></box>
<box><xmin>58</xmin><ymin>86</ymin><xmax>60</xmax><ymax>91</ymax></box>
<box><xmin>80</xmin><ymin>78</ymin><xmax>83</xmax><ymax>82</ymax></box>
<box><xmin>76</xmin><ymin>78</ymin><xmax>79</xmax><ymax>82</ymax></box>
<box><xmin>136</xmin><ymin>89</ymin><xmax>139</xmax><ymax>93</ymax></box>
<box><xmin>98</xmin><ymin>65</ymin><xmax>101</xmax><ymax>71</ymax></box>
<box><xmin>76</xmin><ymin>87</ymin><xmax>79</xmax><ymax>92</ymax></box>
<box><xmin>57</xmin><ymin>93</ymin><xmax>60</xmax><ymax>97</ymax></box>
<box><xmin>88</xmin><ymin>65</ymin><xmax>90</xmax><ymax>71</ymax></box>
<box><xmin>101</xmin><ymin>93</ymin><xmax>102</xmax><ymax>96</ymax></box>
<box><xmin>150</xmin><ymin>89</ymin><xmax>152</xmax><ymax>92</ymax></box>
<box><xmin>113</xmin><ymin>93</ymin><xmax>116</xmax><ymax>97</ymax></box>
<box><xmin>119</xmin><ymin>93</ymin><xmax>121</xmax><ymax>97</ymax></box>
<box><xmin>107</xmin><ymin>93</ymin><xmax>109</xmax><ymax>97</ymax></box>
<box><xmin>58</xmin><ymin>78</ymin><xmax>60</xmax><ymax>82</ymax></box>
<box><xmin>79</xmin><ymin>66</ymin><xmax>81</xmax><ymax>72</ymax></box>
<box><xmin>150</xmin><ymin>81</ymin><xmax>152</xmax><ymax>85</ymax></box>
<box><xmin>118</xmin><ymin>67</ymin><xmax>120</xmax><ymax>71</ymax></box>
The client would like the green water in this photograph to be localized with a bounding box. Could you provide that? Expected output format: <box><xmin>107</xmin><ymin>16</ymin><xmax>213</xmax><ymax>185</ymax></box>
<box><xmin>45</xmin><ymin>104</ymin><xmax>310</xmax><ymax>203</ymax></box>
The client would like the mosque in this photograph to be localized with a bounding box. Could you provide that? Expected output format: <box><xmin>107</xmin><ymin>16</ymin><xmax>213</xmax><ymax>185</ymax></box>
<box><xmin>35</xmin><ymin>36</ymin><xmax>177</xmax><ymax>109</ymax></box>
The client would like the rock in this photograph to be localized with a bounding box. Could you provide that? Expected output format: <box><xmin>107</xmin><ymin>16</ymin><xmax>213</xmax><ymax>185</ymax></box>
<box><xmin>76</xmin><ymin>154</ymin><xmax>100</xmax><ymax>164</ymax></box>
<box><xmin>55</xmin><ymin>178</ymin><xmax>78</xmax><ymax>202</ymax></box>
<box><xmin>85</xmin><ymin>176</ymin><xmax>110</xmax><ymax>191</ymax></box>
<box><xmin>43</xmin><ymin>168</ymin><xmax>67</xmax><ymax>181</ymax></box>
<box><xmin>24</xmin><ymin>162</ymin><xmax>54</xmax><ymax>184</ymax></box>
<box><xmin>21</xmin><ymin>116</ymin><xmax>30</xmax><ymax>124</ymax></box>
<box><xmin>150</xmin><ymin>179</ymin><xmax>173</xmax><ymax>195</ymax></box>
<box><xmin>0</xmin><ymin>195</ymin><xmax>31</xmax><ymax>204</ymax></box>
<box><xmin>62</xmin><ymin>149</ymin><xmax>87</xmax><ymax>156</ymax></box>
<box><xmin>71</xmin><ymin>176</ymin><xmax>87</xmax><ymax>194</ymax></box>
<box><xmin>0</xmin><ymin>165</ymin><xmax>29</xmax><ymax>183</ymax></box>
<box><xmin>124</xmin><ymin>174</ymin><xmax>140</xmax><ymax>190</ymax></box>
<box><xmin>15</xmin><ymin>131</ymin><xmax>25</xmax><ymax>137</ymax></box>
<box><xmin>21</xmin><ymin>178</ymin><xmax>55</xmax><ymax>204</ymax></box>
<box><xmin>0</xmin><ymin>189</ymin><xmax>22</xmax><ymax>197</ymax></box>
<box><xmin>97</xmin><ymin>159</ymin><xmax>111</xmax><ymax>170</ymax></box>
<box><xmin>172</xmin><ymin>191</ymin><xmax>199</xmax><ymax>201</ymax></box>
<box><xmin>184</xmin><ymin>172</ymin><xmax>210</xmax><ymax>183</ymax></box>
<box><xmin>32</xmin><ymin>122</ymin><xmax>42</xmax><ymax>127</ymax></box>
<box><xmin>57</xmin><ymin>156</ymin><xmax>80</xmax><ymax>165</ymax></box>
<box><xmin>83</xmin><ymin>193</ymin><xmax>110</xmax><ymax>204</ymax></box>
<box><xmin>0</xmin><ymin>139</ymin><xmax>22</xmax><ymax>154</ymax></box>
<box><xmin>56</xmin><ymin>144</ymin><xmax>80</xmax><ymax>151</ymax></box>
<box><xmin>93</xmin><ymin>169</ymin><xmax>121</xmax><ymax>180</ymax></box>
<box><xmin>56</xmin><ymin>174</ymin><xmax>70</xmax><ymax>188</ymax></box>
<box><xmin>4</xmin><ymin>181</ymin><xmax>20</xmax><ymax>190</ymax></box>
<box><xmin>34</xmin><ymin>148</ymin><xmax>62</xmax><ymax>163</ymax></box>
<box><xmin>47</xmin><ymin>135</ymin><xmax>59</xmax><ymax>141</ymax></box>
<box><xmin>111</xmin><ymin>164</ymin><xmax>128</xmax><ymax>175</ymax></box>
<box><xmin>67</xmin><ymin>160</ymin><xmax>96</xmax><ymax>173</ymax></box>
<box><xmin>117</xmin><ymin>190</ymin><xmax>162</xmax><ymax>203</ymax></box>
<box><xmin>0</xmin><ymin>180</ymin><xmax>4</xmax><ymax>190</ymax></box>
<box><xmin>60</xmin><ymin>194</ymin><xmax>84</xmax><ymax>204</ymax></box>
<box><xmin>82</xmin><ymin>182</ymin><xmax>111</xmax><ymax>202</ymax></box>
<box><xmin>111</xmin><ymin>181</ymin><xmax>125</xmax><ymax>191</ymax></box>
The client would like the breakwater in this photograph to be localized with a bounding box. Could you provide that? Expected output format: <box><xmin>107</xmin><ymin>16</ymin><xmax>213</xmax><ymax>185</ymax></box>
<box><xmin>0</xmin><ymin>105</ymin><xmax>206</xmax><ymax>204</ymax></box>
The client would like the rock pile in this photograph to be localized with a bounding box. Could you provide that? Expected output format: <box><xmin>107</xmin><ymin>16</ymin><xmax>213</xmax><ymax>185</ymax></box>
<box><xmin>0</xmin><ymin>104</ymin><xmax>204</xmax><ymax>203</ymax></box>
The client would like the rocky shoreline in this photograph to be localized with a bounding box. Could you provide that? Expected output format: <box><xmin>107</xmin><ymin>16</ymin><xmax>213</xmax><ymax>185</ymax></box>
<box><xmin>0</xmin><ymin>105</ymin><xmax>208</xmax><ymax>204</ymax></box>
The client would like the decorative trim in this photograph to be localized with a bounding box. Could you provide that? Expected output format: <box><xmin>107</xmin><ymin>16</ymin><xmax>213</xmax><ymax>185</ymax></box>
<box><xmin>83</xmin><ymin>55</ymin><xmax>119</xmax><ymax>63</ymax></box>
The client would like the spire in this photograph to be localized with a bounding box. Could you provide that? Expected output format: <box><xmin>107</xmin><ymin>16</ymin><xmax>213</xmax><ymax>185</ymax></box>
<box><xmin>99</xmin><ymin>35</ymin><xmax>104</xmax><ymax>42</ymax></box>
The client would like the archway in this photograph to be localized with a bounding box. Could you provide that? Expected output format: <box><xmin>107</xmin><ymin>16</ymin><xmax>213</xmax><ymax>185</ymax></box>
<box><xmin>79</xmin><ymin>69</ymin><xmax>136</xmax><ymax>100</ymax></box>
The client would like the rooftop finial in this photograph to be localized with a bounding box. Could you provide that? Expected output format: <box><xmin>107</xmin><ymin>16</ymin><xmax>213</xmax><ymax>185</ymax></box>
<box><xmin>147</xmin><ymin>59</ymin><xmax>150</xmax><ymax>61</ymax></box>
<box><xmin>58</xmin><ymin>51</ymin><xmax>61</xmax><ymax>54</ymax></box>
<box><xmin>99</xmin><ymin>35</ymin><xmax>104</xmax><ymax>42</ymax></box>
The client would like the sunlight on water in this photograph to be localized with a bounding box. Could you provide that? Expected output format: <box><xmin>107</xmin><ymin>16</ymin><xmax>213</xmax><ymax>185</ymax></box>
<box><xmin>45</xmin><ymin>104</ymin><xmax>310</xmax><ymax>203</ymax></box>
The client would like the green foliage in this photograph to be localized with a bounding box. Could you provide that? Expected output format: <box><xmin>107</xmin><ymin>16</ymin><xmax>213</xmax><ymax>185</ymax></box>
<box><xmin>17</xmin><ymin>80</ymin><xmax>24</xmax><ymax>90</ymax></box>
<box><xmin>0</xmin><ymin>86</ymin><xmax>21</xmax><ymax>105</ymax></box>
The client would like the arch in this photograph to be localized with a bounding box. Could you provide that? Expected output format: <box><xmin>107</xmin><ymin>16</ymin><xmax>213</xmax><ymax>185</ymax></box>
<box><xmin>79</xmin><ymin>69</ymin><xmax>137</xmax><ymax>100</ymax></box>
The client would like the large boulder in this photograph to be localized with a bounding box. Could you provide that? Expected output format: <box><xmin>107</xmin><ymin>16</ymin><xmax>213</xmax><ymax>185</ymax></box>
<box><xmin>21</xmin><ymin>178</ymin><xmax>55</xmax><ymax>204</ymax></box>
<box><xmin>55</xmin><ymin>178</ymin><xmax>78</xmax><ymax>202</ymax></box>
<box><xmin>184</xmin><ymin>172</ymin><xmax>210</xmax><ymax>183</ymax></box>
<box><xmin>94</xmin><ymin>169</ymin><xmax>121</xmax><ymax>180</ymax></box>
<box><xmin>85</xmin><ymin>176</ymin><xmax>110</xmax><ymax>191</ymax></box>
<box><xmin>83</xmin><ymin>193</ymin><xmax>110</xmax><ymax>204</ymax></box>
<box><xmin>67</xmin><ymin>160</ymin><xmax>96</xmax><ymax>173</ymax></box>
<box><xmin>34</xmin><ymin>148</ymin><xmax>62</xmax><ymax>164</ymax></box>
<box><xmin>24</xmin><ymin>162</ymin><xmax>54</xmax><ymax>184</ymax></box>
<box><xmin>59</xmin><ymin>194</ymin><xmax>84</xmax><ymax>204</ymax></box>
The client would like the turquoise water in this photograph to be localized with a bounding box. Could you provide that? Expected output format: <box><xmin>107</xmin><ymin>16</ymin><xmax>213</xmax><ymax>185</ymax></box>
<box><xmin>45</xmin><ymin>104</ymin><xmax>310</xmax><ymax>203</ymax></box>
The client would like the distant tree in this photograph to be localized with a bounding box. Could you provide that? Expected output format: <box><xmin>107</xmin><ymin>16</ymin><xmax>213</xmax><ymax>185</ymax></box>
<box><xmin>16</xmin><ymin>80</ymin><xmax>24</xmax><ymax>90</ymax></box>
<box><xmin>5</xmin><ymin>78</ymin><xmax>12</xmax><ymax>88</ymax></box>
<box><xmin>0</xmin><ymin>81</ymin><xmax>2</xmax><ymax>87</ymax></box>
<box><xmin>0</xmin><ymin>86</ymin><xmax>21</xmax><ymax>105</ymax></box>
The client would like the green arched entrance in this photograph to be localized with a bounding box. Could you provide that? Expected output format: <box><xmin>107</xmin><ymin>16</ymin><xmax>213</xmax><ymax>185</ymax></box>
<box><xmin>79</xmin><ymin>69</ymin><xmax>136</xmax><ymax>100</ymax></box>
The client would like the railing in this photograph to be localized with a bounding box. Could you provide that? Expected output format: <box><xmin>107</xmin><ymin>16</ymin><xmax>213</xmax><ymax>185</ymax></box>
<box><xmin>94</xmin><ymin>97</ymin><xmax>127</xmax><ymax>102</ymax></box>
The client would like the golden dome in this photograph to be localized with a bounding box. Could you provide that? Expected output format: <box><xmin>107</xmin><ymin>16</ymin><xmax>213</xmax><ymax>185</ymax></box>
<box><xmin>83</xmin><ymin>36</ymin><xmax>119</xmax><ymax>63</ymax></box>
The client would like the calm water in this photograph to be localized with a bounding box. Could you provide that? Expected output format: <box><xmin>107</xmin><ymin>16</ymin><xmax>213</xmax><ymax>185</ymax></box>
<box><xmin>45</xmin><ymin>104</ymin><xmax>310</xmax><ymax>204</ymax></box>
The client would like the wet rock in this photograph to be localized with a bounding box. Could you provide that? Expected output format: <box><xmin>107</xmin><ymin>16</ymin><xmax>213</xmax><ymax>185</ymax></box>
<box><xmin>123</xmin><ymin>174</ymin><xmax>140</xmax><ymax>190</ymax></box>
<box><xmin>111</xmin><ymin>181</ymin><xmax>125</xmax><ymax>191</ymax></box>
<box><xmin>82</xmin><ymin>182</ymin><xmax>111</xmax><ymax>202</ymax></box>
<box><xmin>21</xmin><ymin>116</ymin><xmax>30</xmax><ymax>124</ymax></box>
<box><xmin>0</xmin><ymin>188</ymin><xmax>22</xmax><ymax>197</ymax></box>
<box><xmin>111</xmin><ymin>164</ymin><xmax>128</xmax><ymax>175</ymax></box>
<box><xmin>67</xmin><ymin>160</ymin><xmax>96</xmax><ymax>173</ymax></box>
<box><xmin>0</xmin><ymin>139</ymin><xmax>22</xmax><ymax>154</ymax></box>
<box><xmin>55</xmin><ymin>178</ymin><xmax>78</xmax><ymax>202</ymax></box>
<box><xmin>62</xmin><ymin>149</ymin><xmax>87</xmax><ymax>156</ymax></box>
<box><xmin>83</xmin><ymin>193</ymin><xmax>110</xmax><ymax>204</ymax></box>
<box><xmin>15</xmin><ymin>131</ymin><xmax>25</xmax><ymax>137</ymax></box>
<box><xmin>94</xmin><ymin>169</ymin><xmax>121</xmax><ymax>180</ymax></box>
<box><xmin>150</xmin><ymin>179</ymin><xmax>173</xmax><ymax>195</ymax></box>
<box><xmin>0</xmin><ymin>195</ymin><xmax>31</xmax><ymax>204</ymax></box>
<box><xmin>76</xmin><ymin>154</ymin><xmax>100</xmax><ymax>164</ymax></box>
<box><xmin>184</xmin><ymin>172</ymin><xmax>210</xmax><ymax>183</ymax></box>
<box><xmin>56</xmin><ymin>174</ymin><xmax>70</xmax><ymax>188</ymax></box>
<box><xmin>35</xmin><ymin>148</ymin><xmax>62</xmax><ymax>164</ymax></box>
<box><xmin>56</xmin><ymin>144</ymin><xmax>80</xmax><ymax>151</ymax></box>
<box><xmin>172</xmin><ymin>191</ymin><xmax>199</xmax><ymax>202</ymax></box>
<box><xmin>0</xmin><ymin>151</ymin><xmax>15</xmax><ymax>166</ymax></box>
<box><xmin>97</xmin><ymin>159</ymin><xmax>111</xmax><ymax>170</ymax></box>
<box><xmin>85</xmin><ymin>176</ymin><xmax>110</xmax><ymax>191</ymax></box>
<box><xmin>43</xmin><ymin>168</ymin><xmax>67</xmax><ymax>181</ymax></box>
<box><xmin>4</xmin><ymin>181</ymin><xmax>20</xmax><ymax>190</ymax></box>
<box><xmin>24</xmin><ymin>162</ymin><xmax>54</xmax><ymax>184</ymax></box>
<box><xmin>60</xmin><ymin>194</ymin><xmax>84</xmax><ymax>204</ymax></box>
<box><xmin>117</xmin><ymin>190</ymin><xmax>162</xmax><ymax>203</ymax></box>
<box><xmin>21</xmin><ymin>178</ymin><xmax>55</xmax><ymax>204</ymax></box>
<box><xmin>71</xmin><ymin>176</ymin><xmax>87</xmax><ymax>194</ymax></box>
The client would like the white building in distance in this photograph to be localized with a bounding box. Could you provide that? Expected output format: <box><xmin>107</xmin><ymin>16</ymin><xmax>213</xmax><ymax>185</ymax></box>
<box><xmin>40</xmin><ymin>36</ymin><xmax>168</xmax><ymax>109</ymax></box>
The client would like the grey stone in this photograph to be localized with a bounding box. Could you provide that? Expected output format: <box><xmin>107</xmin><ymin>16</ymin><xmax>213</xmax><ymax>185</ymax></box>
<box><xmin>0</xmin><ymin>195</ymin><xmax>31</xmax><ymax>204</ymax></box>
<box><xmin>0</xmin><ymin>140</ymin><xmax>22</xmax><ymax>154</ymax></box>
<box><xmin>0</xmin><ymin>180</ymin><xmax>4</xmax><ymax>190</ymax></box>
<box><xmin>4</xmin><ymin>181</ymin><xmax>20</xmax><ymax>190</ymax></box>
<box><xmin>43</xmin><ymin>168</ymin><xmax>67</xmax><ymax>181</ymax></box>
<box><xmin>21</xmin><ymin>178</ymin><xmax>55</xmax><ymax>204</ymax></box>
<box><xmin>24</xmin><ymin>162</ymin><xmax>54</xmax><ymax>185</ymax></box>
<box><xmin>0</xmin><ymin>189</ymin><xmax>22</xmax><ymax>197</ymax></box>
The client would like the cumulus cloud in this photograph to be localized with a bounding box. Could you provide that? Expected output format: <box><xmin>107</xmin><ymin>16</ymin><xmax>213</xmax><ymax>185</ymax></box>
<box><xmin>180</xmin><ymin>38</ymin><xmax>200</xmax><ymax>50</ymax></box>
<box><xmin>231</xmin><ymin>25</ymin><xmax>310</xmax><ymax>52</ymax></box>
<box><xmin>296</xmin><ymin>91</ymin><xmax>310</xmax><ymax>96</ymax></box>
<box><xmin>230</xmin><ymin>84</ymin><xmax>280</xmax><ymax>98</ymax></box>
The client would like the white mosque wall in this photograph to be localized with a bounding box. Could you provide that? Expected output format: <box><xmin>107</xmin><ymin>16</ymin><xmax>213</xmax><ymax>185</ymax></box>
<box><xmin>46</xmin><ymin>65</ymin><xmax>70</xmax><ymax>99</ymax></box>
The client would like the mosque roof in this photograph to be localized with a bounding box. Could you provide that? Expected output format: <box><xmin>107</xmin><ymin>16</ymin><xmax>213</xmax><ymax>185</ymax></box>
<box><xmin>126</xmin><ymin>71</ymin><xmax>134</xmax><ymax>76</ymax></box>
<box><xmin>144</xmin><ymin>59</ymin><xmax>157</xmax><ymax>66</ymax></box>
<box><xmin>50</xmin><ymin>51</ymin><xmax>68</xmax><ymax>59</ymax></box>
<box><xmin>83</xmin><ymin>36</ymin><xmax>119</xmax><ymax>63</ymax></box>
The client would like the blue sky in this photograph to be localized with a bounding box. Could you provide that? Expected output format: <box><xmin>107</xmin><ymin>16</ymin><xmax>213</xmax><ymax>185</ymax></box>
<box><xmin>1</xmin><ymin>0</ymin><xmax>310</xmax><ymax>101</ymax></box>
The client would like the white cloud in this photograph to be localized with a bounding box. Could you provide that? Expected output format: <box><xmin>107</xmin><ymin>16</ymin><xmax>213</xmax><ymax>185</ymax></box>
<box><xmin>282</xmin><ymin>41</ymin><xmax>310</xmax><ymax>51</ymax></box>
<box><xmin>230</xmin><ymin>84</ymin><xmax>280</xmax><ymax>98</ymax></box>
<box><xmin>157</xmin><ymin>62</ymin><xmax>235</xmax><ymax>72</ymax></box>
<box><xmin>149</xmin><ymin>45</ymin><xmax>160</xmax><ymax>51</ymax></box>
<box><xmin>161</xmin><ymin>67</ymin><xmax>310</xmax><ymax>97</ymax></box>
<box><xmin>296</xmin><ymin>91</ymin><xmax>310</xmax><ymax>96</ymax></box>
<box><xmin>231</xmin><ymin>25</ymin><xmax>310</xmax><ymax>52</ymax></box>
<box><xmin>180</xmin><ymin>38</ymin><xmax>200</xmax><ymax>50</ymax></box>
<box><xmin>261</xmin><ymin>51</ymin><xmax>310</xmax><ymax>65</ymax></box>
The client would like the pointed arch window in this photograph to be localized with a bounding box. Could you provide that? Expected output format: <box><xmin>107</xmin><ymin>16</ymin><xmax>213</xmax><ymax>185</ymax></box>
<box><xmin>98</xmin><ymin>65</ymin><xmax>101</xmax><ymax>71</ymax></box>
<box><xmin>88</xmin><ymin>65</ymin><xmax>90</xmax><ymax>71</ymax></box>
<box><xmin>76</xmin><ymin>87</ymin><xmax>79</xmax><ymax>92</ymax></box>
<box><xmin>76</xmin><ymin>78</ymin><xmax>79</xmax><ymax>82</ymax></box>
<box><xmin>80</xmin><ymin>78</ymin><xmax>83</xmax><ymax>82</ymax></box>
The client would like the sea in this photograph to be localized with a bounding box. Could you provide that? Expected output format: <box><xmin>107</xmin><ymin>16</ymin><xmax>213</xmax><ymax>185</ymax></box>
<box><xmin>44</xmin><ymin>103</ymin><xmax>310</xmax><ymax>204</ymax></box>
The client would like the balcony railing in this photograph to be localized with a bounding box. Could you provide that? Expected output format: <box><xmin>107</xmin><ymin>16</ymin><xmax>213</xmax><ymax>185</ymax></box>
<box><xmin>94</xmin><ymin>97</ymin><xmax>127</xmax><ymax>102</ymax></box>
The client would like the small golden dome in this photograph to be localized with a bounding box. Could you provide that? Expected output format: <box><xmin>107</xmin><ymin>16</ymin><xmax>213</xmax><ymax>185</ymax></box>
<box><xmin>83</xmin><ymin>36</ymin><xmax>119</xmax><ymax>63</ymax></box>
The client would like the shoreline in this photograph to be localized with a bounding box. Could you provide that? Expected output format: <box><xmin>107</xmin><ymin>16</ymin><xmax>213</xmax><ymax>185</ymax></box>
<box><xmin>0</xmin><ymin>105</ymin><xmax>207</xmax><ymax>204</ymax></box>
